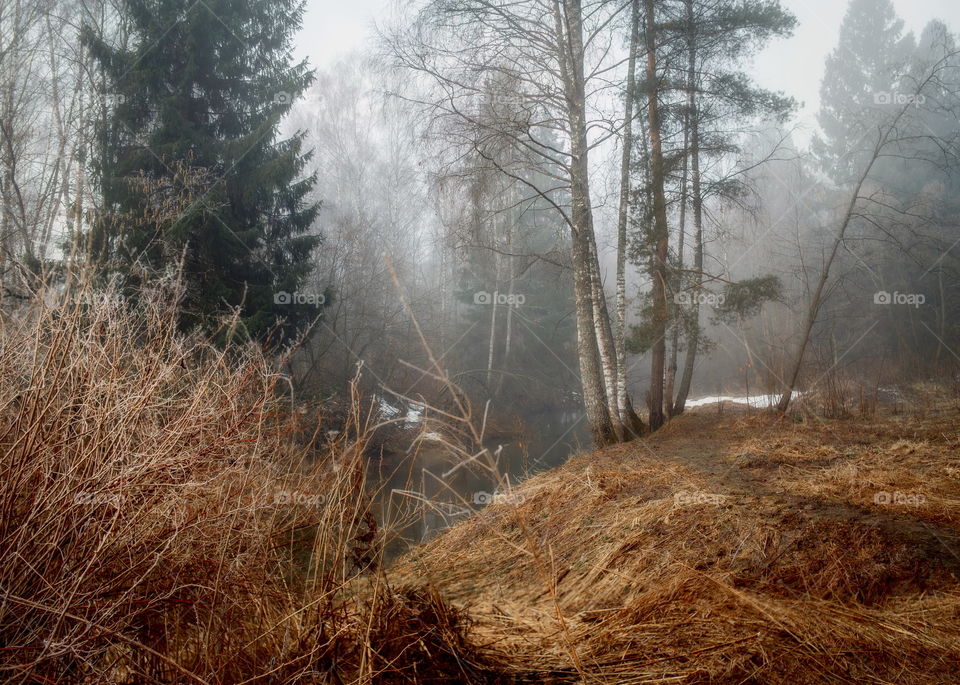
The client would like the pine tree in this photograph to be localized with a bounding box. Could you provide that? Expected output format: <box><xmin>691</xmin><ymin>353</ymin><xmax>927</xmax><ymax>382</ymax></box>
<box><xmin>813</xmin><ymin>0</ymin><xmax>915</xmax><ymax>183</ymax></box>
<box><xmin>629</xmin><ymin>0</ymin><xmax>795</xmax><ymax>418</ymax></box>
<box><xmin>84</xmin><ymin>0</ymin><xmax>321</xmax><ymax>344</ymax></box>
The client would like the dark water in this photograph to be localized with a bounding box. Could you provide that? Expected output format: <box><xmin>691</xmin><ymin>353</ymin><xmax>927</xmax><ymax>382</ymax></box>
<box><xmin>368</xmin><ymin>410</ymin><xmax>588</xmax><ymax>558</ymax></box>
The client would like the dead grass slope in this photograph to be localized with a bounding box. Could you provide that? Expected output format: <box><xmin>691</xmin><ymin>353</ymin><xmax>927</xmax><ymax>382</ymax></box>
<box><xmin>394</xmin><ymin>409</ymin><xmax>960</xmax><ymax>683</ymax></box>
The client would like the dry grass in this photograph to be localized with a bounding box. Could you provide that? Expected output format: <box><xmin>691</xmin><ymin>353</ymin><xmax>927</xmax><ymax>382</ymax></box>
<box><xmin>394</xmin><ymin>408</ymin><xmax>960</xmax><ymax>683</ymax></box>
<box><xmin>0</xmin><ymin>275</ymin><xmax>499</xmax><ymax>684</ymax></box>
<box><xmin>5</xmin><ymin>274</ymin><xmax>960</xmax><ymax>683</ymax></box>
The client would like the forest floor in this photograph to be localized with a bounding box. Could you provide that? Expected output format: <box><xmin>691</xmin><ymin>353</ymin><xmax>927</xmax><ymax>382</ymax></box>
<box><xmin>390</xmin><ymin>401</ymin><xmax>960</xmax><ymax>683</ymax></box>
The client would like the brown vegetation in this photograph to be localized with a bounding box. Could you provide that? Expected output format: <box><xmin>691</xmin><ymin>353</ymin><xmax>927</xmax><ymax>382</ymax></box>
<box><xmin>395</xmin><ymin>404</ymin><xmax>960</xmax><ymax>682</ymax></box>
<box><xmin>0</xmin><ymin>280</ymin><xmax>495</xmax><ymax>684</ymax></box>
<box><xmin>3</xmin><ymin>280</ymin><xmax>959</xmax><ymax>683</ymax></box>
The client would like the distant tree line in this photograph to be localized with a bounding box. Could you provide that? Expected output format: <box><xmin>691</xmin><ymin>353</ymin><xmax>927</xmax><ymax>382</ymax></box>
<box><xmin>2</xmin><ymin>0</ymin><xmax>958</xmax><ymax>441</ymax></box>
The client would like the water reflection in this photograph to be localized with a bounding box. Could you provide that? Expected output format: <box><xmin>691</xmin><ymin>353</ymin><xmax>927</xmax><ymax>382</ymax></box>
<box><xmin>368</xmin><ymin>410</ymin><xmax>588</xmax><ymax>559</ymax></box>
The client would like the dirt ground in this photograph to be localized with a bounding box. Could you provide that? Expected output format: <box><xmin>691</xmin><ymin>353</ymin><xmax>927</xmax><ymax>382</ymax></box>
<box><xmin>390</xmin><ymin>404</ymin><xmax>960</xmax><ymax>683</ymax></box>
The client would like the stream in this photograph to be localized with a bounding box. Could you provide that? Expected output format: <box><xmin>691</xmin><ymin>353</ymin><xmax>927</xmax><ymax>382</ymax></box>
<box><xmin>367</xmin><ymin>404</ymin><xmax>588</xmax><ymax>557</ymax></box>
<box><xmin>366</xmin><ymin>393</ymin><xmax>775</xmax><ymax>558</ymax></box>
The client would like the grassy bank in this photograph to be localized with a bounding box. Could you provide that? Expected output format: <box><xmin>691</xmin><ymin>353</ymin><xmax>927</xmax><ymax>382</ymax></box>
<box><xmin>4</xmin><ymin>281</ymin><xmax>959</xmax><ymax>683</ymax></box>
<box><xmin>394</xmin><ymin>407</ymin><xmax>960</xmax><ymax>683</ymax></box>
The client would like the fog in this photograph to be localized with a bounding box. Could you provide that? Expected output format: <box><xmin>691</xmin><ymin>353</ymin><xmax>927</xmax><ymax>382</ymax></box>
<box><xmin>3</xmin><ymin>0</ymin><xmax>958</xmax><ymax>444</ymax></box>
<box><xmin>297</xmin><ymin>0</ymin><xmax>959</xmax><ymax>133</ymax></box>
<box><xmin>273</xmin><ymin>0</ymin><xmax>960</xmax><ymax>443</ymax></box>
<box><xmin>4</xmin><ymin>0</ymin><xmax>960</xmax><ymax>679</ymax></box>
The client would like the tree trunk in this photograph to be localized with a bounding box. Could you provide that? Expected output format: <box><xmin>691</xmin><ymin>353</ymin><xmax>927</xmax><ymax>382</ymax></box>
<box><xmin>665</xmin><ymin>102</ymin><xmax>689</xmax><ymax>419</ymax></box>
<box><xmin>574</xmin><ymin>228</ymin><xmax>615</xmax><ymax>443</ymax></box>
<box><xmin>776</xmin><ymin>142</ymin><xmax>880</xmax><ymax>412</ymax></box>
<box><xmin>588</xmin><ymin>234</ymin><xmax>624</xmax><ymax>440</ymax></box>
<box><xmin>497</xmin><ymin>190</ymin><xmax>515</xmax><ymax>396</ymax></box>
<box><xmin>485</xmin><ymin>219</ymin><xmax>500</xmax><ymax>388</ymax></box>
<box><xmin>643</xmin><ymin>0</ymin><xmax>669</xmax><ymax>431</ymax></box>
<box><xmin>672</xmin><ymin>0</ymin><xmax>702</xmax><ymax>416</ymax></box>
<box><xmin>556</xmin><ymin>0</ymin><xmax>615</xmax><ymax>444</ymax></box>
<box><xmin>615</xmin><ymin>0</ymin><xmax>642</xmax><ymax>436</ymax></box>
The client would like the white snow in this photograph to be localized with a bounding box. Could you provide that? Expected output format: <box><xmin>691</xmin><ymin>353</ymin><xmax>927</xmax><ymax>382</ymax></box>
<box><xmin>685</xmin><ymin>393</ymin><xmax>788</xmax><ymax>409</ymax></box>
<box><xmin>376</xmin><ymin>396</ymin><xmax>401</xmax><ymax>417</ymax></box>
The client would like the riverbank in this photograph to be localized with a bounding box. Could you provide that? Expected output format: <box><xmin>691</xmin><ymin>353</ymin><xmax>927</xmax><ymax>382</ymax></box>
<box><xmin>7</xmin><ymin>285</ymin><xmax>957</xmax><ymax>683</ymax></box>
<box><xmin>390</xmin><ymin>405</ymin><xmax>960</xmax><ymax>682</ymax></box>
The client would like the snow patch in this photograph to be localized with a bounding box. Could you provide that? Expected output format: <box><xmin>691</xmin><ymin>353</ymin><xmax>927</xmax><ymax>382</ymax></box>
<box><xmin>377</xmin><ymin>396</ymin><xmax>401</xmax><ymax>417</ymax></box>
<box><xmin>405</xmin><ymin>404</ymin><xmax>424</xmax><ymax>424</ymax></box>
<box><xmin>685</xmin><ymin>393</ymin><xmax>788</xmax><ymax>409</ymax></box>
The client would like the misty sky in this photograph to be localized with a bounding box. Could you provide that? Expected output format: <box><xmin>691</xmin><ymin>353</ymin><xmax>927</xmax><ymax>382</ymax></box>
<box><xmin>295</xmin><ymin>0</ymin><xmax>960</xmax><ymax>137</ymax></box>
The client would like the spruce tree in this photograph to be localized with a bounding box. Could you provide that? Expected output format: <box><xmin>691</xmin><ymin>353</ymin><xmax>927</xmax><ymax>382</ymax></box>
<box><xmin>84</xmin><ymin>0</ymin><xmax>321</xmax><ymax>344</ymax></box>
<box><xmin>813</xmin><ymin>0</ymin><xmax>915</xmax><ymax>183</ymax></box>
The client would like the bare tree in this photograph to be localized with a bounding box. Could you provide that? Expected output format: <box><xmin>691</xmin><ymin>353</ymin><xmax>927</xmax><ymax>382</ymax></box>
<box><xmin>385</xmin><ymin>0</ymin><xmax>641</xmax><ymax>443</ymax></box>
<box><xmin>614</xmin><ymin>0</ymin><xmax>643</xmax><ymax>434</ymax></box>
<box><xmin>777</xmin><ymin>52</ymin><xmax>960</xmax><ymax>412</ymax></box>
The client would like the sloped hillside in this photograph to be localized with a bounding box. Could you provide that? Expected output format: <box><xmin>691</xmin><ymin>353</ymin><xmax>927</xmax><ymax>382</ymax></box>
<box><xmin>393</xmin><ymin>409</ymin><xmax>960</xmax><ymax>683</ymax></box>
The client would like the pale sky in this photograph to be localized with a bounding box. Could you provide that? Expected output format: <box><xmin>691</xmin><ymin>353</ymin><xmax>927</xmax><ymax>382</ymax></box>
<box><xmin>294</xmin><ymin>0</ymin><xmax>960</xmax><ymax>139</ymax></box>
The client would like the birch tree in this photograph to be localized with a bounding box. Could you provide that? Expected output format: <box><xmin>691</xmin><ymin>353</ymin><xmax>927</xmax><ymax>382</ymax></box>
<box><xmin>386</xmin><ymin>0</ymin><xmax>635</xmax><ymax>443</ymax></box>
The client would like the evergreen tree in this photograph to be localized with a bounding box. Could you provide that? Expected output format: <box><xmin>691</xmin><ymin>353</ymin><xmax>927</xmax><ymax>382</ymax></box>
<box><xmin>813</xmin><ymin>0</ymin><xmax>915</xmax><ymax>183</ymax></box>
<box><xmin>804</xmin><ymin>0</ymin><xmax>960</xmax><ymax>379</ymax></box>
<box><xmin>628</xmin><ymin>0</ymin><xmax>795</xmax><ymax>414</ymax></box>
<box><xmin>84</xmin><ymin>0</ymin><xmax>321</xmax><ymax>343</ymax></box>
